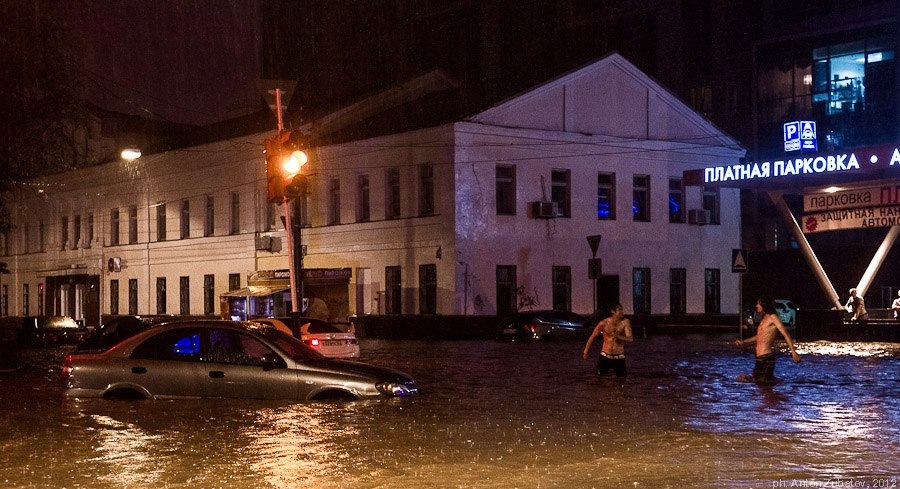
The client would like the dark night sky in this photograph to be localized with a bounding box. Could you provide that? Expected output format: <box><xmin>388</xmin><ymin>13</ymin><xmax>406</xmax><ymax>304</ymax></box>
<box><xmin>67</xmin><ymin>1</ymin><xmax>264</xmax><ymax>127</ymax></box>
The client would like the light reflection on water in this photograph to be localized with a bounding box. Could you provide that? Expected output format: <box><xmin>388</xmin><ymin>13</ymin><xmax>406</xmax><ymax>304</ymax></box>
<box><xmin>0</xmin><ymin>335</ymin><xmax>897</xmax><ymax>488</ymax></box>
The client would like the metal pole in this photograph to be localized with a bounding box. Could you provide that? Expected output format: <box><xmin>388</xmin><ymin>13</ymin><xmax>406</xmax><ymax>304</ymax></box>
<box><xmin>768</xmin><ymin>190</ymin><xmax>842</xmax><ymax>309</ymax></box>
<box><xmin>274</xmin><ymin>88</ymin><xmax>299</xmax><ymax>314</ymax></box>
<box><xmin>855</xmin><ymin>225</ymin><xmax>900</xmax><ymax>297</ymax></box>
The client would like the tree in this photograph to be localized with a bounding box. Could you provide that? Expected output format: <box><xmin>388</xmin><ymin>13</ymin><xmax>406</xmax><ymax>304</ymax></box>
<box><xmin>0</xmin><ymin>0</ymin><xmax>88</xmax><ymax>234</ymax></box>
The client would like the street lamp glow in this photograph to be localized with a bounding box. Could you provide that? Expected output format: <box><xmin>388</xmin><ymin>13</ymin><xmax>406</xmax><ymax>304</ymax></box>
<box><xmin>121</xmin><ymin>148</ymin><xmax>142</xmax><ymax>160</ymax></box>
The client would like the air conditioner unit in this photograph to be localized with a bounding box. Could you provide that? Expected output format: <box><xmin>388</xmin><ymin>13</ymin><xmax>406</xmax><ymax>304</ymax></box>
<box><xmin>531</xmin><ymin>201</ymin><xmax>558</xmax><ymax>219</ymax></box>
<box><xmin>688</xmin><ymin>209</ymin><xmax>711</xmax><ymax>225</ymax></box>
<box><xmin>255</xmin><ymin>235</ymin><xmax>273</xmax><ymax>251</ymax></box>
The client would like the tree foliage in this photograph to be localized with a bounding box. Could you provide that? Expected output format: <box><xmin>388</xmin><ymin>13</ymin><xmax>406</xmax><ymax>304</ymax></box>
<box><xmin>0</xmin><ymin>0</ymin><xmax>88</xmax><ymax>234</ymax></box>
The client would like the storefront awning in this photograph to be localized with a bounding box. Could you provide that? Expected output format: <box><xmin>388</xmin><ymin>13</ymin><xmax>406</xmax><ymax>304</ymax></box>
<box><xmin>221</xmin><ymin>285</ymin><xmax>290</xmax><ymax>297</ymax></box>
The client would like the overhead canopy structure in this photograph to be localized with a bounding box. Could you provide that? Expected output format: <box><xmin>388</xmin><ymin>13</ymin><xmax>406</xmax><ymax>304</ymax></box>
<box><xmin>684</xmin><ymin>143</ymin><xmax>900</xmax><ymax>309</ymax></box>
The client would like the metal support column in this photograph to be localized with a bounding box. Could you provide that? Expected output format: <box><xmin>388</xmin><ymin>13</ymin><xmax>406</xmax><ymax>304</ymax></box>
<box><xmin>767</xmin><ymin>190</ymin><xmax>842</xmax><ymax>309</ymax></box>
<box><xmin>855</xmin><ymin>225</ymin><xmax>900</xmax><ymax>297</ymax></box>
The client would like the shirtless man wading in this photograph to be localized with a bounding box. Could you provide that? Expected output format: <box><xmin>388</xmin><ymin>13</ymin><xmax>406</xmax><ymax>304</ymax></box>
<box><xmin>583</xmin><ymin>303</ymin><xmax>633</xmax><ymax>378</ymax></box>
<box><xmin>734</xmin><ymin>296</ymin><xmax>801</xmax><ymax>383</ymax></box>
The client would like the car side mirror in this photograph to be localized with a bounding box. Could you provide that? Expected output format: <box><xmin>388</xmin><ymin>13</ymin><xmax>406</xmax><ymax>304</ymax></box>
<box><xmin>260</xmin><ymin>353</ymin><xmax>285</xmax><ymax>371</ymax></box>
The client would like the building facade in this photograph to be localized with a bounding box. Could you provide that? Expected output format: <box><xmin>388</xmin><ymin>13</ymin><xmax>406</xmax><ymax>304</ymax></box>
<box><xmin>0</xmin><ymin>54</ymin><xmax>744</xmax><ymax>326</ymax></box>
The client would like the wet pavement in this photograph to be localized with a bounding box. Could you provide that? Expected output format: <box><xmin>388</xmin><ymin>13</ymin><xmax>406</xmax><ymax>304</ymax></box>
<box><xmin>0</xmin><ymin>334</ymin><xmax>898</xmax><ymax>488</ymax></box>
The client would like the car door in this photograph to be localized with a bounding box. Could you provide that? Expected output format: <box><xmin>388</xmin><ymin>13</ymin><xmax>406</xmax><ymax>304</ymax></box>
<box><xmin>128</xmin><ymin>328</ymin><xmax>206</xmax><ymax>399</ymax></box>
<box><xmin>202</xmin><ymin>328</ymin><xmax>301</xmax><ymax>400</ymax></box>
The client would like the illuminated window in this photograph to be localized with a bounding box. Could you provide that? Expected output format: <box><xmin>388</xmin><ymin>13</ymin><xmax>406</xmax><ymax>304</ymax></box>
<box><xmin>597</xmin><ymin>172</ymin><xmax>616</xmax><ymax>220</ymax></box>
<box><xmin>632</xmin><ymin>175</ymin><xmax>650</xmax><ymax>222</ymax></box>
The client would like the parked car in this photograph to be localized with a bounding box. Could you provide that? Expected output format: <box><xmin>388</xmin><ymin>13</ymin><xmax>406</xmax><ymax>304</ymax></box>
<box><xmin>62</xmin><ymin>320</ymin><xmax>418</xmax><ymax>401</ymax></box>
<box><xmin>254</xmin><ymin>317</ymin><xmax>360</xmax><ymax>359</ymax></box>
<box><xmin>496</xmin><ymin>310</ymin><xmax>591</xmax><ymax>341</ymax></box>
<box><xmin>75</xmin><ymin>316</ymin><xmax>168</xmax><ymax>353</ymax></box>
<box><xmin>742</xmin><ymin>299</ymin><xmax>797</xmax><ymax>334</ymax></box>
<box><xmin>20</xmin><ymin>316</ymin><xmax>90</xmax><ymax>347</ymax></box>
<box><xmin>774</xmin><ymin>299</ymin><xmax>797</xmax><ymax>328</ymax></box>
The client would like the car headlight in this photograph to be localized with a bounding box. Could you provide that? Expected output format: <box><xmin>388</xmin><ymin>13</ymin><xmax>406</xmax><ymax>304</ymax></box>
<box><xmin>376</xmin><ymin>381</ymin><xmax>419</xmax><ymax>397</ymax></box>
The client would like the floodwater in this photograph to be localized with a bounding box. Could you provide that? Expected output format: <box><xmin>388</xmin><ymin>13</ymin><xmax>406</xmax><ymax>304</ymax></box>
<box><xmin>1</xmin><ymin>335</ymin><xmax>898</xmax><ymax>489</ymax></box>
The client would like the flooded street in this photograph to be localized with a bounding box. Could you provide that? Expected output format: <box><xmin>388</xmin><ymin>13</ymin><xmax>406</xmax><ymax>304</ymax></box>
<box><xmin>1</xmin><ymin>335</ymin><xmax>898</xmax><ymax>488</ymax></box>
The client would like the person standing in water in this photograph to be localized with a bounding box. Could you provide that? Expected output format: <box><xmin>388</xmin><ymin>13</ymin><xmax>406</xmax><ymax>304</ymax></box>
<box><xmin>583</xmin><ymin>303</ymin><xmax>633</xmax><ymax>378</ymax></box>
<box><xmin>735</xmin><ymin>296</ymin><xmax>801</xmax><ymax>383</ymax></box>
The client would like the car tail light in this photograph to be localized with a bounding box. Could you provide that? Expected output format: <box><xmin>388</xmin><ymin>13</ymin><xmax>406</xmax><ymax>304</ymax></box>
<box><xmin>525</xmin><ymin>324</ymin><xmax>537</xmax><ymax>333</ymax></box>
<box><xmin>61</xmin><ymin>354</ymin><xmax>74</xmax><ymax>383</ymax></box>
<box><xmin>305</xmin><ymin>338</ymin><xmax>320</xmax><ymax>347</ymax></box>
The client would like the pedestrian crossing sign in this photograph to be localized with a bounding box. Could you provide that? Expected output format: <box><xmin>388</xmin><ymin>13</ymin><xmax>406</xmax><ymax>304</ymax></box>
<box><xmin>732</xmin><ymin>249</ymin><xmax>749</xmax><ymax>273</ymax></box>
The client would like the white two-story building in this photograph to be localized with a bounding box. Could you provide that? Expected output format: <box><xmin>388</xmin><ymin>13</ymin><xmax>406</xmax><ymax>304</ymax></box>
<box><xmin>0</xmin><ymin>54</ymin><xmax>744</xmax><ymax>326</ymax></box>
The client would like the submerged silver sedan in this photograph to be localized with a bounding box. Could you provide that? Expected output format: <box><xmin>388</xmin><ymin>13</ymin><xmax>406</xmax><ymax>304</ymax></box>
<box><xmin>62</xmin><ymin>320</ymin><xmax>418</xmax><ymax>401</ymax></box>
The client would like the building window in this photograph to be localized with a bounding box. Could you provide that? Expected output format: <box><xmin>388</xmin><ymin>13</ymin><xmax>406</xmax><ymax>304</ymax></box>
<box><xmin>22</xmin><ymin>284</ymin><xmax>29</xmax><ymax>316</ymax></box>
<box><xmin>180</xmin><ymin>200</ymin><xmax>190</xmax><ymax>239</ymax></box>
<box><xmin>228</xmin><ymin>273</ymin><xmax>241</xmax><ymax>292</ymax></box>
<box><xmin>551</xmin><ymin>170</ymin><xmax>571</xmax><ymax>217</ymax></box>
<box><xmin>1</xmin><ymin>285</ymin><xmax>7</xmax><ymax>317</ymax></box>
<box><xmin>704</xmin><ymin>268</ymin><xmax>721</xmax><ymax>314</ymax></box>
<box><xmin>156</xmin><ymin>277</ymin><xmax>167</xmax><ymax>314</ymax></box>
<box><xmin>265</xmin><ymin>201</ymin><xmax>276</xmax><ymax>231</ymax></box>
<box><xmin>757</xmin><ymin>31</ymin><xmax>895</xmax><ymax>154</ymax></box>
<box><xmin>385</xmin><ymin>266</ymin><xmax>401</xmax><ymax>314</ymax></box>
<box><xmin>230</xmin><ymin>192</ymin><xmax>240</xmax><ymax>235</ymax></box>
<box><xmin>386</xmin><ymin>168</ymin><xmax>401</xmax><ymax>219</ymax></box>
<box><xmin>354</xmin><ymin>174</ymin><xmax>370</xmax><ymax>222</ymax></box>
<box><xmin>329</xmin><ymin>178</ymin><xmax>341</xmax><ymax>225</ymax></box>
<box><xmin>204</xmin><ymin>274</ymin><xmax>215</xmax><ymax>315</ymax></box>
<box><xmin>597</xmin><ymin>172</ymin><xmax>616</xmax><ymax>220</ymax></box>
<box><xmin>73</xmin><ymin>214</ymin><xmax>81</xmax><ymax>249</ymax></box>
<box><xmin>418</xmin><ymin>264</ymin><xmax>437</xmax><ymax>314</ymax></box>
<box><xmin>60</xmin><ymin>216</ymin><xmax>69</xmax><ymax>250</ymax></box>
<box><xmin>496</xmin><ymin>265</ymin><xmax>517</xmax><ymax>315</ymax></box>
<box><xmin>179</xmin><ymin>276</ymin><xmax>190</xmax><ymax>315</ymax></box>
<box><xmin>205</xmin><ymin>195</ymin><xmax>215</xmax><ymax>237</ymax></box>
<box><xmin>633</xmin><ymin>267</ymin><xmax>651</xmax><ymax>314</ymax></box>
<box><xmin>632</xmin><ymin>175</ymin><xmax>650</xmax><ymax>222</ymax></box>
<box><xmin>86</xmin><ymin>213</ymin><xmax>94</xmax><ymax>248</ymax></box>
<box><xmin>552</xmin><ymin>266</ymin><xmax>572</xmax><ymax>311</ymax></box>
<box><xmin>419</xmin><ymin>164</ymin><xmax>435</xmax><ymax>216</ymax></box>
<box><xmin>109</xmin><ymin>280</ymin><xmax>118</xmax><ymax>315</ymax></box>
<box><xmin>128</xmin><ymin>205</ymin><xmax>138</xmax><ymax>244</ymax></box>
<box><xmin>669</xmin><ymin>178</ymin><xmax>685</xmax><ymax>223</ymax></box>
<box><xmin>39</xmin><ymin>221</ymin><xmax>44</xmax><ymax>252</ymax></box>
<box><xmin>110</xmin><ymin>209</ymin><xmax>120</xmax><ymax>246</ymax></box>
<box><xmin>156</xmin><ymin>203</ymin><xmax>166</xmax><ymax>241</ymax></box>
<box><xmin>670</xmin><ymin>268</ymin><xmax>686</xmax><ymax>315</ymax></box>
<box><xmin>37</xmin><ymin>283</ymin><xmax>43</xmax><ymax>315</ymax></box>
<box><xmin>495</xmin><ymin>165</ymin><xmax>516</xmax><ymax>215</ymax></box>
<box><xmin>703</xmin><ymin>186</ymin><xmax>720</xmax><ymax>224</ymax></box>
<box><xmin>128</xmin><ymin>279</ymin><xmax>138</xmax><ymax>315</ymax></box>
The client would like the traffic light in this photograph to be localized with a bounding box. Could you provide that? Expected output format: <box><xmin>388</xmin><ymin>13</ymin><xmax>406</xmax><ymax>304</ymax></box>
<box><xmin>266</xmin><ymin>131</ymin><xmax>309</xmax><ymax>204</ymax></box>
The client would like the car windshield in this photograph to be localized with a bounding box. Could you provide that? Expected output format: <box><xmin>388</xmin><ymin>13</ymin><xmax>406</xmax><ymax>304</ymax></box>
<box><xmin>256</xmin><ymin>327</ymin><xmax>326</xmax><ymax>362</ymax></box>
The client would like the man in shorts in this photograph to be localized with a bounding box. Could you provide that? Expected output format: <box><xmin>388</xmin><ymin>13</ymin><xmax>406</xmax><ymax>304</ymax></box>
<box><xmin>735</xmin><ymin>296</ymin><xmax>801</xmax><ymax>383</ymax></box>
<box><xmin>583</xmin><ymin>303</ymin><xmax>633</xmax><ymax>378</ymax></box>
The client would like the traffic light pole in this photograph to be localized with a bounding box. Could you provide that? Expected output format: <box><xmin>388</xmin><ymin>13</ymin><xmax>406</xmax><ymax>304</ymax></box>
<box><xmin>272</xmin><ymin>87</ymin><xmax>300</xmax><ymax>314</ymax></box>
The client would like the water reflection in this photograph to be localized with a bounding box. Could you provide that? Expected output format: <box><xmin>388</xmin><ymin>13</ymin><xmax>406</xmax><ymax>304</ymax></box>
<box><xmin>1</xmin><ymin>337</ymin><xmax>898</xmax><ymax>488</ymax></box>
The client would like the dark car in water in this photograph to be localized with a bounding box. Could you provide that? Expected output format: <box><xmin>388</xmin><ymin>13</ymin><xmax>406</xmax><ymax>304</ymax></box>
<box><xmin>62</xmin><ymin>319</ymin><xmax>418</xmax><ymax>401</ymax></box>
<box><xmin>496</xmin><ymin>310</ymin><xmax>592</xmax><ymax>341</ymax></box>
<box><xmin>75</xmin><ymin>316</ymin><xmax>165</xmax><ymax>353</ymax></box>
<box><xmin>20</xmin><ymin>316</ymin><xmax>90</xmax><ymax>347</ymax></box>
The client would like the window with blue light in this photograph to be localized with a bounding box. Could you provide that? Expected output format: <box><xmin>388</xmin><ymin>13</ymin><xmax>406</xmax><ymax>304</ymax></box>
<box><xmin>632</xmin><ymin>175</ymin><xmax>650</xmax><ymax>222</ymax></box>
<box><xmin>597</xmin><ymin>172</ymin><xmax>615</xmax><ymax>220</ymax></box>
<box><xmin>669</xmin><ymin>178</ymin><xmax>684</xmax><ymax>223</ymax></box>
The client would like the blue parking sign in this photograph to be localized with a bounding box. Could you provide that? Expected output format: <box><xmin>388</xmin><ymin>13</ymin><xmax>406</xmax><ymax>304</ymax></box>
<box><xmin>800</xmin><ymin>121</ymin><xmax>817</xmax><ymax>151</ymax></box>
<box><xmin>784</xmin><ymin>120</ymin><xmax>817</xmax><ymax>152</ymax></box>
<box><xmin>783</xmin><ymin>122</ymin><xmax>800</xmax><ymax>152</ymax></box>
